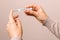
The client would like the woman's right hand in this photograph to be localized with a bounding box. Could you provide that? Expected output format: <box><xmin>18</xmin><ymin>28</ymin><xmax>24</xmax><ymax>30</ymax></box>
<box><xmin>24</xmin><ymin>4</ymin><xmax>48</xmax><ymax>23</ymax></box>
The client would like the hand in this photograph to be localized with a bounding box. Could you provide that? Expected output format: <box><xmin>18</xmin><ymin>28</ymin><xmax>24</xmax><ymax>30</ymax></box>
<box><xmin>24</xmin><ymin>4</ymin><xmax>48</xmax><ymax>23</ymax></box>
<box><xmin>7</xmin><ymin>9</ymin><xmax>23</xmax><ymax>38</ymax></box>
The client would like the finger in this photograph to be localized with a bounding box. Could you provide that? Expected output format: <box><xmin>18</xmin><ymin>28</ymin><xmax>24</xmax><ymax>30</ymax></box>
<box><xmin>16</xmin><ymin>18</ymin><xmax>23</xmax><ymax>36</ymax></box>
<box><xmin>16</xmin><ymin>18</ymin><xmax>22</xmax><ymax>27</ymax></box>
<box><xmin>6</xmin><ymin>21</ymin><xmax>11</xmax><ymax>31</ymax></box>
<box><xmin>13</xmin><ymin>17</ymin><xmax>23</xmax><ymax>37</ymax></box>
<box><xmin>25</xmin><ymin>4</ymin><xmax>40</xmax><ymax>11</ymax></box>
<box><xmin>17</xmin><ymin>19</ymin><xmax>22</xmax><ymax>27</ymax></box>
<box><xmin>13</xmin><ymin>15</ymin><xmax>19</xmax><ymax>19</ymax></box>
<box><xmin>9</xmin><ymin>9</ymin><xmax>13</xmax><ymax>20</ymax></box>
<box><xmin>9</xmin><ymin>9</ymin><xmax>15</xmax><ymax>23</ymax></box>
<box><xmin>9</xmin><ymin>9</ymin><xmax>16</xmax><ymax>24</ymax></box>
<box><xmin>24</xmin><ymin>10</ymin><xmax>37</xmax><ymax>17</ymax></box>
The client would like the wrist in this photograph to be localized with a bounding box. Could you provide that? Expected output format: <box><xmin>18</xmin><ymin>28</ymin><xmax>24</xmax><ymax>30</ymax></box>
<box><xmin>11</xmin><ymin>36</ymin><xmax>22</xmax><ymax>40</ymax></box>
<box><xmin>41</xmin><ymin>16</ymin><xmax>48</xmax><ymax>24</ymax></box>
<box><xmin>10</xmin><ymin>34</ymin><xmax>22</xmax><ymax>39</ymax></box>
<box><xmin>36</xmin><ymin>15</ymin><xmax>48</xmax><ymax>24</ymax></box>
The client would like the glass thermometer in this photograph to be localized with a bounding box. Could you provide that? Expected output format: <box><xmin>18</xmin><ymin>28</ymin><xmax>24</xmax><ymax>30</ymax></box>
<box><xmin>14</xmin><ymin>8</ymin><xmax>32</xmax><ymax>12</ymax></box>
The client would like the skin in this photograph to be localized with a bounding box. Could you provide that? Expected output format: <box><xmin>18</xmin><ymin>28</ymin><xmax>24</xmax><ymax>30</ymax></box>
<box><xmin>24</xmin><ymin>4</ymin><xmax>48</xmax><ymax>23</ymax></box>
<box><xmin>7</xmin><ymin>9</ymin><xmax>23</xmax><ymax>38</ymax></box>
<box><xmin>7</xmin><ymin>4</ymin><xmax>48</xmax><ymax>39</ymax></box>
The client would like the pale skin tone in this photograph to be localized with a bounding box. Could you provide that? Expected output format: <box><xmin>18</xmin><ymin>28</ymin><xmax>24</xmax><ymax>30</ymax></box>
<box><xmin>7</xmin><ymin>4</ymin><xmax>48</xmax><ymax>38</ymax></box>
<box><xmin>24</xmin><ymin>4</ymin><xmax>48</xmax><ymax>23</ymax></box>
<box><xmin>7</xmin><ymin>10</ymin><xmax>23</xmax><ymax>38</ymax></box>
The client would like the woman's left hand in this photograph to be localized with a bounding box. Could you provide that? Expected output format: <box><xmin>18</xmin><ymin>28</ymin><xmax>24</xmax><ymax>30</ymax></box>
<box><xmin>7</xmin><ymin>9</ymin><xmax>23</xmax><ymax>38</ymax></box>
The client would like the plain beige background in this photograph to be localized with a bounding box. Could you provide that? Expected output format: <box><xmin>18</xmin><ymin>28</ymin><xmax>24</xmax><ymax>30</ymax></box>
<box><xmin>0</xmin><ymin>0</ymin><xmax>60</xmax><ymax>40</ymax></box>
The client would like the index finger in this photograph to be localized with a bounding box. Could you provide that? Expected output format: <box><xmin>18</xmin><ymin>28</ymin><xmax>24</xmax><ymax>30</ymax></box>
<box><xmin>25</xmin><ymin>4</ymin><xmax>40</xmax><ymax>11</ymax></box>
<box><xmin>9</xmin><ymin>9</ymin><xmax>14</xmax><ymax>20</ymax></box>
<box><xmin>9</xmin><ymin>9</ymin><xmax>15</xmax><ymax>23</ymax></box>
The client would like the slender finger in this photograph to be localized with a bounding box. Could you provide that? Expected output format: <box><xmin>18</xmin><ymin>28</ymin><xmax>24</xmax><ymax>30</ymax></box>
<box><xmin>13</xmin><ymin>15</ymin><xmax>19</xmax><ymax>24</ymax></box>
<box><xmin>9</xmin><ymin>9</ymin><xmax>13</xmax><ymax>20</ymax></box>
<box><xmin>9</xmin><ymin>9</ymin><xmax>16</xmax><ymax>23</ymax></box>
<box><xmin>24</xmin><ymin>10</ymin><xmax>37</xmax><ymax>17</ymax></box>
<box><xmin>14</xmin><ymin>16</ymin><xmax>23</xmax><ymax>37</ymax></box>
<box><xmin>16</xmin><ymin>18</ymin><xmax>22</xmax><ymax>27</ymax></box>
<box><xmin>16</xmin><ymin>18</ymin><xmax>23</xmax><ymax>37</ymax></box>
<box><xmin>25</xmin><ymin>4</ymin><xmax>40</xmax><ymax>11</ymax></box>
<box><xmin>13</xmin><ymin>15</ymin><xmax>19</xmax><ymax>19</ymax></box>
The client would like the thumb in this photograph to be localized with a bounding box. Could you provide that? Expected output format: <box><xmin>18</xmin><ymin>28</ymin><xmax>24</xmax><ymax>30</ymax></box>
<box><xmin>16</xmin><ymin>18</ymin><xmax>22</xmax><ymax>28</ymax></box>
<box><xmin>24</xmin><ymin>10</ymin><xmax>37</xmax><ymax>17</ymax></box>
